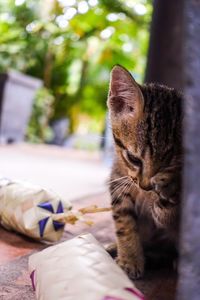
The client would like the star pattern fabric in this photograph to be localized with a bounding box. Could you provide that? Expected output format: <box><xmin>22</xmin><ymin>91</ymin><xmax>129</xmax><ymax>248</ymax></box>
<box><xmin>38</xmin><ymin>201</ymin><xmax>65</xmax><ymax>237</ymax></box>
<box><xmin>0</xmin><ymin>178</ymin><xmax>72</xmax><ymax>242</ymax></box>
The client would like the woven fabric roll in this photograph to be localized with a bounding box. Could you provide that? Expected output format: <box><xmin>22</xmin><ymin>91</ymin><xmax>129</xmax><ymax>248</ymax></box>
<box><xmin>0</xmin><ymin>178</ymin><xmax>72</xmax><ymax>242</ymax></box>
<box><xmin>29</xmin><ymin>234</ymin><xmax>145</xmax><ymax>300</ymax></box>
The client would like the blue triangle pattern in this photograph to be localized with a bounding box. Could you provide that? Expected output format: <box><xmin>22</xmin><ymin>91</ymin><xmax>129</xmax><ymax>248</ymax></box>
<box><xmin>38</xmin><ymin>217</ymin><xmax>49</xmax><ymax>237</ymax></box>
<box><xmin>53</xmin><ymin>221</ymin><xmax>65</xmax><ymax>231</ymax></box>
<box><xmin>38</xmin><ymin>202</ymin><xmax>54</xmax><ymax>213</ymax></box>
<box><xmin>56</xmin><ymin>201</ymin><xmax>64</xmax><ymax>214</ymax></box>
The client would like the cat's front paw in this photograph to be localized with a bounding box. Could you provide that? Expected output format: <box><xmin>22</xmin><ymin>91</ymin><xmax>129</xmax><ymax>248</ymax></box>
<box><xmin>116</xmin><ymin>256</ymin><xmax>144</xmax><ymax>280</ymax></box>
<box><xmin>105</xmin><ymin>243</ymin><xmax>117</xmax><ymax>258</ymax></box>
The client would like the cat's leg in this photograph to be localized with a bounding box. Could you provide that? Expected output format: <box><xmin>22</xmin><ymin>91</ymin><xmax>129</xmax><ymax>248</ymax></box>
<box><xmin>151</xmin><ymin>171</ymin><xmax>181</xmax><ymax>227</ymax></box>
<box><xmin>111</xmin><ymin>193</ymin><xmax>144</xmax><ymax>279</ymax></box>
<box><xmin>105</xmin><ymin>243</ymin><xmax>117</xmax><ymax>258</ymax></box>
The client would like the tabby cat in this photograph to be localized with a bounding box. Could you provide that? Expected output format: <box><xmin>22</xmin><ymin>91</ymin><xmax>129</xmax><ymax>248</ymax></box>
<box><xmin>107</xmin><ymin>65</ymin><xmax>182</xmax><ymax>279</ymax></box>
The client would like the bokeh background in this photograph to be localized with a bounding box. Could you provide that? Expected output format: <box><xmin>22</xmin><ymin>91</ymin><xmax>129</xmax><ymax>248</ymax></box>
<box><xmin>1</xmin><ymin>2</ymin><xmax>199</xmax><ymax>299</ymax></box>
<box><xmin>0</xmin><ymin>0</ymin><xmax>152</xmax><ymax>149</ymax></box>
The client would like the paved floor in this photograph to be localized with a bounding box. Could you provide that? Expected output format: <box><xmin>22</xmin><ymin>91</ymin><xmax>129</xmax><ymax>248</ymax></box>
<box><xmin>0</xmin><ymin>143</ymin><xmax>177</xmax><ymax>299</ymax></box>
<box><xmin>0</xmin><ymin>143</ymin><xmax>110</xmax><ymax>201</ymax></box>
<box><xmin>0</xmin><ymin>193</ymin><xmax>176</xmax><ymax>300</ymax></box>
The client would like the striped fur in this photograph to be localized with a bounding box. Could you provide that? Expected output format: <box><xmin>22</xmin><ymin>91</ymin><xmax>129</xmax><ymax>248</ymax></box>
<box><xmin>107</xmin><ymin>65</ymin><xmax>182</xmax><ymax>279</ymax></box>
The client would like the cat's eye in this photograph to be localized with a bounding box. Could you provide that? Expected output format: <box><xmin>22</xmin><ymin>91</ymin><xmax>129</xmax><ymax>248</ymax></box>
<box><xmin>126</xmin><ymin>151</ymin><xmax>142</xmax><ymax>168</ymax></box>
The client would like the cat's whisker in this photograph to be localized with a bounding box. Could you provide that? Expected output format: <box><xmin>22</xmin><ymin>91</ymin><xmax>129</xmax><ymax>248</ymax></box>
<box><xmin>129</xmin><ymin>178</ymin><xmax>139</xmax><ymax>189</ymax></box>
<box><xmin>107</xmin><ymin>176</ymin><xmax>129</xmax><ymax>185</ymax></box>
<box><xmin>108</xmin><ymin>176</ymin><xmax>128</xmax><ymax>183</ymax></box>
<box><xmin>112</xmin><ymin>182</ymin><xmax>131</xmax><ymax>206</ymax></box>
<box><xmin>111</xmin><ymin>179</ymin><xmax>131</xmax><ymax>205</ymax></box>
<box><xmin>110</xmin><ymin>177</ymin><xmax>138</xmax><ymax>206</ymax></box>
<box><xmin>110</xmin><ymin>179</ymin><xmax>129</xmax><ymax>197</ymax></box>
<box><xmin>116</xmin><ymin>181</ymin><xmax>130</xmax><ymax>200</ymax></box>
<box><xmin>123</xmin><ymin>180</ymin><xmax>133</xmax><ymax>196</ymax></box>
<box><xmin>110</xmin><ymin>177</ymin><xmax>130</xmax><ymax>190</ymax></box>
<box><xmin>110</xmin><ymin>179</ymin><xmax>130</xmax><ymax>201</ymax></box>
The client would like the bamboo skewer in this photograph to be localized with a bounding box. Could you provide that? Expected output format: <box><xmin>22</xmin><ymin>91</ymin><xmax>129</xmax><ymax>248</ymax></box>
<box><xmin>52</xmin><ymin>205</ymin><xmax>111</xmax><ymax>225</ymax></box>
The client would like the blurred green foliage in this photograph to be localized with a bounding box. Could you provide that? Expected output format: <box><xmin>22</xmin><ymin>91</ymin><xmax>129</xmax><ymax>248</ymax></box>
<box><xmin>0</xmin><ymin>0</ymin><xmax>152</xmax><ymax>140</ymax></box>
<box><xmin>27</xmin><ymin>87</ymin><xmax>54</xmax><ymax>143</ymax></box>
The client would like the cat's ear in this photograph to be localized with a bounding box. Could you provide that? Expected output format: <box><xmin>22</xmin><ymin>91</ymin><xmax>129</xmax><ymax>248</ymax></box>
<box><xmin>107</xmin><ymin>65</ymin><xmax>144</xmax><ymax>117</ymax></box>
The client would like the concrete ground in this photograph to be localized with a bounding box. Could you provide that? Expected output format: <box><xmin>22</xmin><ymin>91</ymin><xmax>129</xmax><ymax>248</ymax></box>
<box><xmin>0</xmin><ymin>143</ymin><xmax>177</xmax><ymax>300</ymax></box>
<box><xmin>0</xmin><ymin>143</ymin><xmax>110</xmax><ymax>201</ymax></box>
<box><xmin>0</xmin><ymin>193</ymin><xmax>176</xmax><ymax>300</ymax></box>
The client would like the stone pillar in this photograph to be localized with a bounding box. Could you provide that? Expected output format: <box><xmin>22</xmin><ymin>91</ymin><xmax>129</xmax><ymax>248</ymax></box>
<box><xmin>177</xmin><ymin>1</ymin><xmax>200</xmax><ymax>299</ymax></box>
<box><xmin>145</xmin><ymin>0</ymin><xmax>183</xmax><ymax>90</ymax></box>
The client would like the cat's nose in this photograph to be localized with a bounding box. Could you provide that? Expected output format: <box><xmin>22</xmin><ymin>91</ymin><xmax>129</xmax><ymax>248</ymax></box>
<box><xmin>139</xmin><ymin>178</ymin><xmax>152</xmax><ymax>191</ymax></box>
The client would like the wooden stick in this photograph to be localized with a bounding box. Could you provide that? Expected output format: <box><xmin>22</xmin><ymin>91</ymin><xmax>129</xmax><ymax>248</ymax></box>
<box><xmin>52</xmin><ymin>205</ymin><xmax>111</xmax><ymax>225</ymax></box>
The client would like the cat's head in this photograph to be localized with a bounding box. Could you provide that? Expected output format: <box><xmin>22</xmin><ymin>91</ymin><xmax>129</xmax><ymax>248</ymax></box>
<box><xmin>108</xmin><ymin>65</ymin><xmax>182</xmax><ymax>207</ymax></box>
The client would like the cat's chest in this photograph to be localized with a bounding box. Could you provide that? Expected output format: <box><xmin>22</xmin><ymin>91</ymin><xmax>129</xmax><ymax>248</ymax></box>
<box><xmin>137</xmin><ymin>214</ymin><xmax>179</xmax><ymax>247</ymax></box>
